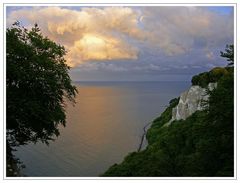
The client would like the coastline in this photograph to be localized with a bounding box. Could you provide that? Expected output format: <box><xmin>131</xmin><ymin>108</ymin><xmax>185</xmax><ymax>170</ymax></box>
<box><xmin>137</xmin><ymin>121</ymin><xmax>152</xmax><ymax>152</ymax></box>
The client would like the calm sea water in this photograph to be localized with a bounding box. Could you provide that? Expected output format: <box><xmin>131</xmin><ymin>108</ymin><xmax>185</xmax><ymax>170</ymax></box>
<box><xmin>14</xmin><ymin>81</ymin><xmax>190</xmax><ymax>177</ymax></box>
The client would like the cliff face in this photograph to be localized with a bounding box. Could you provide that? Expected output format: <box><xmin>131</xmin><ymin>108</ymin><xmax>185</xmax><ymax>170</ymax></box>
<box><xmin>169</xmin><ymin>83</ymin><xmax>217</xmax><ymax>124</ymax></box>
<box><xmin>103</xmin><ymin>67</ymin><xmax>233</xmax><ymax>177</ymax></box>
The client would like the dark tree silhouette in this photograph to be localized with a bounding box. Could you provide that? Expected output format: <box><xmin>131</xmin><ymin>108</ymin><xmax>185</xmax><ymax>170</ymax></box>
<box><xmin>220</xmin><ymin>44</ymin><xmax>234</xmax><ymax>66</ymax></box>
<box><xmin>7</xmin><ymin>22</ymin><xmax>77</xmax><ymax>147</ymax></box>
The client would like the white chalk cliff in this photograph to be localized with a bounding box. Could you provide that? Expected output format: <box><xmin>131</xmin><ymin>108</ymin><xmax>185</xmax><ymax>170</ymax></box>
<box><xmin>168</xmin><ymin>83</ymin><xmax>217</xmax><ymax>125</ymax></box>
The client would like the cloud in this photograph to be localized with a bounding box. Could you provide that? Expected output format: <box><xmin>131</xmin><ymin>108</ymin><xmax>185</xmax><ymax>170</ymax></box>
<box><xmin>7</xmin><ymin>6</ymin><xmax>233</xmax><ymax>68</ymax></box>
<box><xmin>66</xmin><ymin>34</ymin><xmax>138</xmax><ymax>67</ymax></box>
<box><xmin>7</xmin><ymin>6</ymin><xmax>142</xmax><ymax>66</ymax></box>
<box><xmin>205</xmin><ymin>51</ymin><xmax>215</xmax><ymax>60</ymax></box>
<box><xmin>141</xmin><ymin>6</ymin><xmax>233</xmax><ymax>55</ymax></box>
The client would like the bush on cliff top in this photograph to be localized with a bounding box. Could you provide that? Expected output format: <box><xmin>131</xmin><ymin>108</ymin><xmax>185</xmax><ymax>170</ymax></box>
<box><xmin>191</xmin><ymin>67</ymin><xmax>232</xmax><ymax>88</ymax></box>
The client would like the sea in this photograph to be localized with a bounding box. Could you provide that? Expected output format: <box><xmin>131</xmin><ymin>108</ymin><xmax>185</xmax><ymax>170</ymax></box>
<box><xmin>13</xmin><ymin>81</ymin><xmax>190</xmax><ymax>177</ymax></box>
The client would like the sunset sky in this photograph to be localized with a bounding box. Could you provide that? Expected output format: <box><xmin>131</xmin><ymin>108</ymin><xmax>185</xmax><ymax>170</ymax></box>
<box><xmin>6</xmin><ymin>6</ymin><xmax>234</xmax><ymax>81</ymax></box>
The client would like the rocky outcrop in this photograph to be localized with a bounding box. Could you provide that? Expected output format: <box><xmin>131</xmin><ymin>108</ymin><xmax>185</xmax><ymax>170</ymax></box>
<box><xmin>168</xmin><ymin>83</ymin><xmax>217</xmax><ymax>125</ymax></box>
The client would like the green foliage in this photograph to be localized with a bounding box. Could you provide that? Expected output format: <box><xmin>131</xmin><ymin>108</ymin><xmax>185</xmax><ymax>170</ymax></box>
<box><xmin>220</xmin><ymin>44</ymin><xmax>234</xmax><ymax>66</ymax></box>
<box><xmin>103</xmin><ymin>111</ymin><xmax>206</xmax><ymax>176</ymax></box>
<box><xmin>7</xmin><ymin>22</ymin><xmax>77</xmax><ymax>146</ymax></box>
<box><xmin>103</xmin><ymin>67</ymin><xmax>233</xmax><ymax>177</ymax></box>
<box><xmin>191</xmin><ymin>67</ymin><xmax>230</xmax><ymax>88</ymax></box>
<box><xmin>146</xmin><ymin>97</ymin><xmax>179</xmax><ymax>145</ymax></box>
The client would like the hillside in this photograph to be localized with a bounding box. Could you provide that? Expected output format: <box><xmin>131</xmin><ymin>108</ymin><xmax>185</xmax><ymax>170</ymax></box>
<box><xmin>102</xmin><ymin>67</ymin><xmax>234</xmax><ymax>177</ymax></box>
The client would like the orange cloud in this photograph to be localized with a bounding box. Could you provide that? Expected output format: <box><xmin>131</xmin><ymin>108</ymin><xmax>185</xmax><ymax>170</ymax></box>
<box><xmin>7</xmin><ymin>7</ymin><xmax>142</xmax><ymax>66</ymax></box>
<box><xmin>66</xmin><ymin>34</ymin><xmax>138</xmax><ymax>67</ymax></box>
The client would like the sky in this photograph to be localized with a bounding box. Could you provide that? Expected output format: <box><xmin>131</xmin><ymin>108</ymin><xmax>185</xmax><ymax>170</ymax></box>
<box><xmin>6</xmin><ymin>6</ymin><xmax>234</xmax><ymax>81</ymax></box>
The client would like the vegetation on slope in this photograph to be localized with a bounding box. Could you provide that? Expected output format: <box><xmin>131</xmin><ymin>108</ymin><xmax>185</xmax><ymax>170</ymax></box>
<box><xmin>102</xmin><ymin>45</ymin><xmax>234</xmax><ymax>177</ymax></box>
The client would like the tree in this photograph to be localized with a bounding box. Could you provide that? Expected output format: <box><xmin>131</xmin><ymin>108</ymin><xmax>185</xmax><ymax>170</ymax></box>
<box><xmin>220</xmin><ymin>44</ymin><xmax>234</xmax><ymax>66</ymax></box>
<box><xmin>7</xmin><ymin>22</ymin><xmax>77</xmax><ymax>147</ymax></box>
